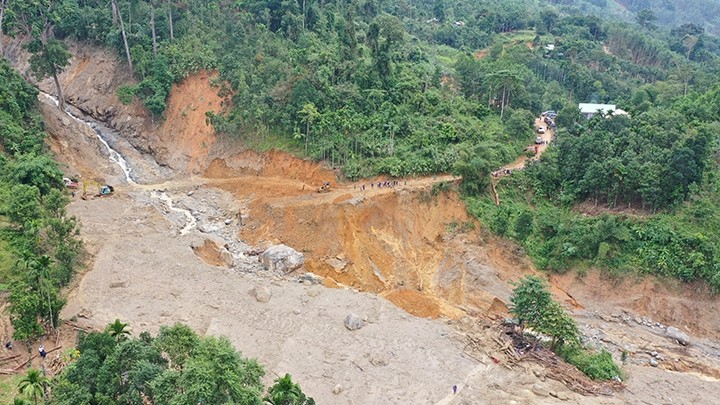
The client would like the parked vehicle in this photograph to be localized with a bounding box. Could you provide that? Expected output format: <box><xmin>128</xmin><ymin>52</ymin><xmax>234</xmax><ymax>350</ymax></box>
<box><xmin>535</xmin><ymin>136</ymin><xmax>543</xmax><ymax>144</ymax></box>
<box><xmin>537</xmin><ymin>126</ymin><xmax>546</xmax><ymax>134</ymax></box>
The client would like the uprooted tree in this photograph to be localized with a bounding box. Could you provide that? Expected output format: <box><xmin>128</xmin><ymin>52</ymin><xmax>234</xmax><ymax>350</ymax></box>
<box><xmin>509</xmin><ymin>275</ymin><xmax>622</xmax><ymax>380</ymax></box>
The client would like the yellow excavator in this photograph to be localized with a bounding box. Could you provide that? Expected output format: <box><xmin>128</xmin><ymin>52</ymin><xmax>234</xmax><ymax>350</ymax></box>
<box><xmin>81</xmin><ymin>179</ymin><xmax>114</xmax><ymax>199</ymax></box>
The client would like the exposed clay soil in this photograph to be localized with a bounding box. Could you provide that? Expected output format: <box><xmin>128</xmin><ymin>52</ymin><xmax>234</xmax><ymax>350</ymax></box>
<box><xmin>2</xmin><ymin>49</ymin><xmax>720</xmax><ymax>404</ymax></box>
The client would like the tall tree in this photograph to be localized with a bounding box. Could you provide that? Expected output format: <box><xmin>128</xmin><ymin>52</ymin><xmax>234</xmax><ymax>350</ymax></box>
<box><xmin>26</xmin><ymin>38</ymin><xmax>71</xmax><ymax>110</ymax></box>
<box><xmin>265</xmin><ymin>374</ymin><xmax>315</xmax><ymax>405</ymax></box>
<box><xmin>106</xmin><ymin>319</ymin><xmax>131</xmax><ymax>340</ymax></box>
<box><xmin>150</xmin><ymin>0</ymin><xmax>157</xmax><ymax>55</ymax></box>
<box><xmin>635</xmin><ymin>9</ymin><xmax>656</xmax><ymax>31</ymax></box>
<box><xmin>166</xmin><ymin>0</ymin><xmax>173</xmax><ymax>40</ymax></box>
<box><xmin>17</xmin><ymin>368</ymin><xmax>49</xmax><ymax>405</ymax></box>
<box><xmin>111</xmin><ymin>0</ymin><xmax>133</xmax><ymax>71</ymax></box>
<box><xmin>9</xmin><ymin>0</ymin><xmax>71</xmax><ymax>110</ymax></box>
<box><xmin>0</xmin><ymin>0</ymin><xmax>7</xmax><ymax>57</ymax></box>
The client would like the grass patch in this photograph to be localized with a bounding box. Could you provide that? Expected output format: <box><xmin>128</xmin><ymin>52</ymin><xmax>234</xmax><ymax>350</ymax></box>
<box><xmin>558</xmin><ymin>346</ymin><xmax>623</xmax><ymax>380</ymax></box>
<box><xmin>0</xmin><ymin>237</ymin><xmax>18</xmax><ymax>292</ymax></box>
<box><xmin>0</xmin><ymin>374</ymin><xmax>23</xmax><ymax>404</ymax></box>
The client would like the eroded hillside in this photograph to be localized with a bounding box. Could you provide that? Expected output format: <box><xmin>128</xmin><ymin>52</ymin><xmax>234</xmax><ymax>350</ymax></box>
<box><xmin>3</xmin><ymin>46</ymin><xmax>720</xmax><ymax>404</ymax></box>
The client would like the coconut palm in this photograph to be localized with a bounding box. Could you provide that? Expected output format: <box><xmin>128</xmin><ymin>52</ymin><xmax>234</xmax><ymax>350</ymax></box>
<box><xmin>17</xmin><ymin>368</ymin><xmax>49</xmax><ymax>405</ymax></box>
<box><xmin>106</xmin><ymin>319</ymin><xmax>131</xmax><ymax>340</ymax></box>
<box><xmin>264</xmin><ymin>374</ymin><xmax>315</xmax><ymax>405</ymax></box>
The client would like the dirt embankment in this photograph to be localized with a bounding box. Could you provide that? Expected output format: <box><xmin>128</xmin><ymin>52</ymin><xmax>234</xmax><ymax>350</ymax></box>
<box><xmin>7</xmin><ymin>41</ymin><xmax>228</xmax><ymax>176</ymax></box>
<box><xmin>204</xmin><ymin>153</ymin><xmax>535</xmax><ymax>319</ymax></box>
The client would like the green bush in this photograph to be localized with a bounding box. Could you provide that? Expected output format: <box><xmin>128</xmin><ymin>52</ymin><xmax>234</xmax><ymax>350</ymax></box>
<box><xmin>559</xmin><ymin>346</ymin><xmax>622</xmax><ymax>380</ymax></box>
<box><xmin>115</xmin><ymin>85</ymin><xmax>137</xmax><ymax>105</ymax></box>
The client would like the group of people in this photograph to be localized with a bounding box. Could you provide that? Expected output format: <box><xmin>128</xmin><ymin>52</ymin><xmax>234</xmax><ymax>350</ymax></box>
<box><xmin>492</xmin><ymin>168</ymin><xmax>514</xmax><ymax>177</ymax></box>
<box><xmin>358</xmin><ymin>180</ymin><xmax>405</xmax><ymax>191</ymax></box>
<box><xmin>4</xmin><ymin>339</ymin><xmax>48</xmax><ymax>360</ymax></box>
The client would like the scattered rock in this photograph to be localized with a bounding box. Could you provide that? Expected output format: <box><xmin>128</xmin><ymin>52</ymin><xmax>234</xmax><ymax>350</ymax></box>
<box><xmin>344</xmin><ymin>313</ymin><xmax>365</xmax><ymax>331</ymax></box>
<box><xmin>531</xmin><ymin>383</ymin><xmax>550</xmax><ymax>397</ymax></box>
<box><xmin>650</xmin><ymin>351</ymin><xmax>659</xmax><ymax>358</ymax></box>
<box><xmin>219</xmin><ymin>247</ymin><xmax>234</xmax><ymax>267</ymax></box>
<box><xmin>302</xmin><ymin>280</ymin><xmax>312</xmax><ymax>286</ymax></box>
<box><xmin>299</xmin><ymin>272</ymin><xmax>324</xmax><ymax>285</ymax></box>
<box><xmin>307</xmin><ymin>289</ymin><xmax>321</xmax><ymax>298</ymax></box>
<box><xmin>198</xmin><ymin>224</ymin><xmax>219</xmax><ymax>234</ymax></box>
<box><xmin>109</xmin><ymin>281</ymin><xmax>129</xmax><ymax>288</ymax></box>
<box><xmin>370</xmin><ymin>356</ymin><xmax>389</xmax><ymax>366</ymax></box>
<box><xmin>332</xmin><ymin>384</ymin><xmax>343</xmax><ymax>394</ymax></box>
<box><xmin>649</xmin><ymin>358</ymin><xmax>658</xmax><ymax>367</ymax></box>
<box><xmin>260</xmin><ymin>244</ymin><xmax>305</xmax><ymax>274</ymax></box>
<box><xmin>224</xmin><ymin>218</ymin><xmax>232</xmax><ymax>225</ymax></box>
<box><xmin>665</xmin><ymin>326</ymin><xmax>691</xmax><ymax>346</ymax></box>
<box><xmin>550</xmin><ymin>391</ymin><xmax>570</xmax><ymax>401</ymax></box>
<box><xmin>250</xmin><ymin>286</ymin><xmax>272</xmax><ymax>303</ymax></box>
<box><xmin>187</xmin><ymin>190</ymin><xmax>194</xmax><ymax>196</ymax></box>
<box><xmin>325</xmin><ymin>257</ymin><xmax>348</xmax><ymax>272</ymax></box>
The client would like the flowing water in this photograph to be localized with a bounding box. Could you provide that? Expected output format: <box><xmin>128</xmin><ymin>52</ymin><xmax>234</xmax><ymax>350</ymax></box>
<box><xmin>40</xmin><ymin>92</ymin><xmax>135</xmax><ymax>183</ymax></box>
<box><xmin>39</xmin><ymin>92</ymin><xmax>200</xmax><ymax>234</ymax></box>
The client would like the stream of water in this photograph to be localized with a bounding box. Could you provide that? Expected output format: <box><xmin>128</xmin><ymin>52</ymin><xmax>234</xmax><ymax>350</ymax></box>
<box><xmin>40</xmin><ymin>92</ymin><xmax>198</xmax><ymax>234</ymax></box>
<box><xmin>40</xmin><ymin>92</ymin><xmax>134</xmax><ymax>184</ymax></box>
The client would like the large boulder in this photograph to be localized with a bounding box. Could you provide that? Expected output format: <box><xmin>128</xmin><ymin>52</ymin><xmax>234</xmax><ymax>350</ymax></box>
<box><xmin>259</xmin><ymin>244</ymin><xmax>305</xmax><ymax>274</ymax></box>
<box><xmin>665</xmin><ymin>326</ymin><xmax>691</xmax><ymax>346</ymax></box>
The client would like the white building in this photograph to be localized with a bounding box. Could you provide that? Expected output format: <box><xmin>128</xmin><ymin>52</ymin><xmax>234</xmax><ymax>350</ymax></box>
<box><xmin>578</xmin><ymin>103</ymin><xmax>616</xmax><ymax>119</ymax></box>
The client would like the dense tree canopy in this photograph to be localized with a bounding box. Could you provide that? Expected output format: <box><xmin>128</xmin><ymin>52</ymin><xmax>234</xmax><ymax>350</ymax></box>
<box><xmin>50</xmin><ymin>322</ymin><xmax>311</xmax><ymax>405</ymax></box>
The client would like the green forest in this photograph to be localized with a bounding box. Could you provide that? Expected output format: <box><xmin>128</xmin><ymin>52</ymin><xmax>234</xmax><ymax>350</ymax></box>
<box><xmin>0</xmin><ymin>61</ymin><xmax>82</xmax><ymax>342</ymax></box>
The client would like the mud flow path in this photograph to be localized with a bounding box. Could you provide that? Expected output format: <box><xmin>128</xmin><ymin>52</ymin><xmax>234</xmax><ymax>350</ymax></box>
<box><xmin>8</xmin><ymin>66</ymin><xmax>719</xmax><ymax>404</ymax></box>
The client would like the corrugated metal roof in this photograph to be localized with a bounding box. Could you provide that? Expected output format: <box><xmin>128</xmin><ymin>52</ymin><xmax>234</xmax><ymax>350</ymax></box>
<box><xmin>578</xmin><ymin>103</ymin><xmax>616</xmax><ymax>114</ymax></box>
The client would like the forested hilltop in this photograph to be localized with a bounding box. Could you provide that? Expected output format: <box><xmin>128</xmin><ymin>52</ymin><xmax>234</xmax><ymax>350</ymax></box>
<box><xmin>2</xmin><ymin>0</ymin><xmax>720</xmax><ymax>288</ymax></box>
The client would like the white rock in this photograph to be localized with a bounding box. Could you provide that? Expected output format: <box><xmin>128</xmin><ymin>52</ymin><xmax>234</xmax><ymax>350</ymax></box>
<box><xmin>250</xmin><ymin>286</ymin><xmax>272</xmax><ymax>303</ymax></box>
<box><xmin>344</xmin><ymin>313</ymin><xmax>365</xmax><ymax>331</ymax></box>
<box><xmin>260</xmin><ymin>244</ymin><xmax>305</xmax><ymax>274</ymax></box>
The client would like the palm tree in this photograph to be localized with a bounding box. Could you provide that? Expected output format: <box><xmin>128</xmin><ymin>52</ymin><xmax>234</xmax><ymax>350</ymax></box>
<box><xmin>264</xmin><ymin>374</ymin><xmax>315</xmax><ymax>405</ymax></box>
<box><xmin>107</xmin><ymin>319</ymin><xmax>131</xmax><ymax>340</ymax></box>
<box><xmin>18</xmin><ymin>254</ymin><xmax>56</xmax><ymax>331</ymax></box>
<box><xmin>17</xmin><ymin>368</ymin><xmax>49</xmax><ymax>405</ymax></box>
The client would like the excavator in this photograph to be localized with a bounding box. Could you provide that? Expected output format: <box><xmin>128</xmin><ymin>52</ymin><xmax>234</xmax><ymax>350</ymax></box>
<box><xmin>81</xmin><ymin>179</ymin><xmax>114</xmax><ymax>199</ymax></box>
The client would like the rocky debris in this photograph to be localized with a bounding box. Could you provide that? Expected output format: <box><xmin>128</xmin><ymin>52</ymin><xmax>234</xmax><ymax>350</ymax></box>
<box><xmin>250</xmin><ymin>286</ymin><xmax>272</xmax><ymax>303</ymax></box>
<box><xmin>219</xmin><ymin>247</ymin><xmax>234</xmax><ymax>267</ymax></box>
<box><xmin>307</xmin><ymin>289</ymin><xmax>321</xmax><ymax>298</ymax></box>
<box><xmin>260</xmin><ymin>244</ymin><xmax>305</xmax><ymax>274</ymax></box>
<box><xmin>199</xmin><ymin>224</ymin><xmax>220</xmax><ymax>234</ymax></box>
<box><xmin>531</xmin><ymin>383</ymin><xmax>550</xmax><ymax>397</ymax></box>
<box><xmin>332</xmin><ymin>384</ymin><xmax>343</xmax><ymax>394</ymax></box>
<box><xmin>109</xmin><ymin>281</ymin><xmax>129</xmax><ymax>288</ymax></box>
<box><xmin>370</xmin><ymin>355</ymin><xmax>389</xmax><ymax>366</ymax></box>
<box><xmin>325</xmin><ymin>257</ymin><xmax>348</xmax><ymax>272</ymax></box>
<box><xmin>549</xmin><ymin>390</ymin><xmax>571</xmax><ymax>401</ymax></box>
<box><xmin>649</xmin><ymin>358</ymin><xmax>658</xmax><ymax>367</ymax></box>
<box><xmin>192</xmin><ymin>239</ymin><xmax>234</xmax><ymax>268</ymax></box>
<box><xmin>344</xmin><ymin>313</ymin><xmax>365</xmax><ymax>331</ymax></box>
<box><xmin>666</xmin><ymin>326</ymin><xmax>691</xmax><ymax>346</ymax></box>
<box><xmin>298</xmin><ymin>272</ymin><xmax>324</xmax><ymax>285</ymax></box>
<box><xmin>224</xmin><ymin>218</ymin><xmax>232</xmax><ymax>225</ymax></box>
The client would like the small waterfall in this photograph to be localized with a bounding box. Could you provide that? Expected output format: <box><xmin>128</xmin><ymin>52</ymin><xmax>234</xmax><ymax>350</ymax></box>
<box><xmin>40</xmin><ymin>92</ymin><xmax>134</xmax><ymax>184</ymax></box>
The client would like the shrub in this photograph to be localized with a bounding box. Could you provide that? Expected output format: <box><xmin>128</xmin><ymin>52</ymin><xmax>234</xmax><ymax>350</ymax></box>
<box><xmin>116</xmin><ymin>85</ymin><xmax>137</xmax><ymax>105</ymax></box>
<box><xmin>559</xmin><ymin>346</ymin><xmax>622</xmax><ymax>380</ymax></box>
